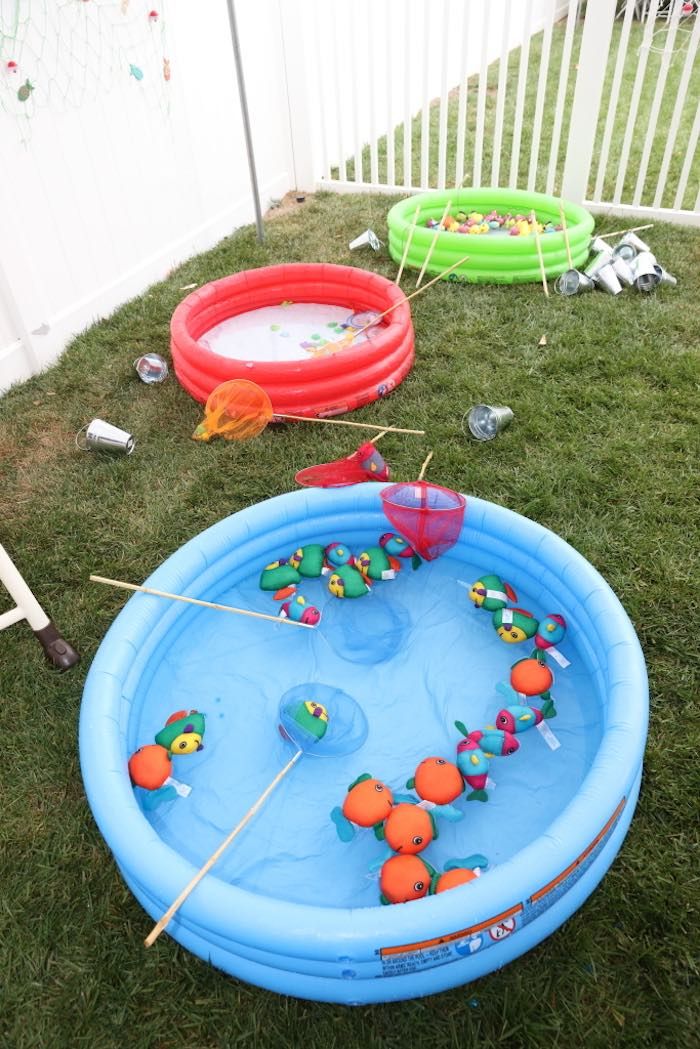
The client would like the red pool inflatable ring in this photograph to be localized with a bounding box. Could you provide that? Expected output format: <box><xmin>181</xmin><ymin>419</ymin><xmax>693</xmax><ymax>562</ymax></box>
<box><xmin>170</xmin><ymin>263</ymin><xmax>415</xmax><ymax>416</ymax></box>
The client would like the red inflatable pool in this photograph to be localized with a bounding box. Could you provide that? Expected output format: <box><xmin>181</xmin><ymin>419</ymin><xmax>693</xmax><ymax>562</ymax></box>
<box><xmin>170</xmin><ymin>264</ymin><xmax>415</xmax><ymax>416</ymax></box>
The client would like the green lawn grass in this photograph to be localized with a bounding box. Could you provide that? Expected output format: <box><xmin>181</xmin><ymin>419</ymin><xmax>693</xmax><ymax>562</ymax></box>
<box><xmin>340</xmin><ymin>17</ymin><xmax>699</xmax><ymax>210</ymax></box>
<box><xmin>1</xmin><ymin>190</ymin><xmax>698</xmax><ymax>1049</ymax></box>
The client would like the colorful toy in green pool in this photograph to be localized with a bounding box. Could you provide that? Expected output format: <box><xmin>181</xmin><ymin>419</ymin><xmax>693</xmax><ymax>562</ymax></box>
<box><xmin>454</xmin><ymin>721</ymin><xmax>518</xmax><ymax>802</ymax></box>
<box><xmin>493</xmin><ymin>703</ymin><xmax>555</xmax><ymax>734</ymax></box>
<box><xmin>379</xmin><ymin>853</ymin><xmax>488</xmax><ymax>905</ymax></box>
<box><xmin>330</xmin><ymin>773</ymin><xmax>394</xmax><ymax>842</ymax></box>
<box><xmin>288</xmin><ymin>544</ymin><xmax>326</xmax><ymax>578</ymax></box>
<box><xmin>155</xmin><ymin>709</ymin><xmax>206</xmax><ymax>754</ymax></box>
<box><xmin>328</xmin><ymin>563</ymin><xmax>371</xmax><ymax>598</ymax></box>
<box><xmin>279</xmin><ymin>593</ymin><xmax>321</xmax><ymax>626</ymax></box>
<box><xmin>468</xmin><ymin>573</ymin><xmax>517</xmax><ymax>612</ymax></box>
<box><xmin>379</xmin><ymin>532</ymin><xmax>422</xmax><ymax>571</ymax></box>
<box><xmin>356</xmin><ymin>545</ymin><xmax>396</xmax><ymax>582</ymax></box>
<box><xmin>283</xmin><ymin>699</ymin><xmax>329</xmax><ymax>741</ymax></box>
<box><xmin>493</xmin><ymin>606</ymin><xmax>539</xmax><ymax>644</ymax></box>
<box><xmin>406</xmin><ymin>756</ymin><xmax>465</xmax><ymax>821</ymax></box>
<box><xmin>533</xmin><ymin>613</ymin><xmax>570</xmax><ymax>668</ymax></box>
<box><xmin>259</xmin><ymin>558</ymin><xmax>300</xmax><ymax>596</ymax></box>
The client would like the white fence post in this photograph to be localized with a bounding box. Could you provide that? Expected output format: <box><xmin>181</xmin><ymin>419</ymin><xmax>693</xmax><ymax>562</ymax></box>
<box><xmin>277</xmin><ymin>0</ymin><xmax>320</xmax><ymax>192</ymax></box>
<box><xmin>560</xmin><ymin>0</ymin><xmax>617</xmax><ymax>203</ymax></box>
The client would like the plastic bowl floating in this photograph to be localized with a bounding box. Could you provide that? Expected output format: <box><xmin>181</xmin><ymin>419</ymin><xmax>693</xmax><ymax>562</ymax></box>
<box><xmin>170</xmin><ymin>263</ymin><xmax>414</xmax><ymax>415</ymax></box>
<box><xmin>387</xmin><ymin>188</ymin><xmax>595</xmax><ymax>284</ymax></box>
<box><xmin>80</xmin><ymin>485</ymin><xmax>647</xmax><ymax>1005</ymax></box>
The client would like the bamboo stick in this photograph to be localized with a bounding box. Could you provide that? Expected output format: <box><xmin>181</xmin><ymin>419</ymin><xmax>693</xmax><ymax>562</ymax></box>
<box><xmin>531</xmin><ymin>211</ymin><xmax>549</xmax><ymax>299</ymax></box>
<box><xmin>415</xmin><ymin>199</ymin><xmax>453</xmax><ymax>287</ymax></box>
<box><xmin>596</xmin><ymin>223</ymin><xmax>654</xmax><ymax>240</ymax></box>
<box><xmin>351</xmin><ymin>252</ymin><xmax>471</xmax><ymax>340</ymax></box>
<box><xmin>89</xmin><ymin>576</ymin><xmax>315</xmax><ymax>629</ymax></box>
<box><xmin>395</xmin><ymin>205</ymin><xmax>421</xmax><ymax>285</ymax></box>
<box><xmin>274</xmin><ymin>414</ymin><xmax>424</xmax><ymax>436</ymax></box>
<box><xmin>559</xmin><ymin>201</ymin><xmax>573</xmax><ymax>270</ymax></box>
<box><xmin>145</xmin><ymin>749</ymin><xmax>303</xmax><ymax>947</ymax></box>
<box><xmin>417</xmin><ymin>450</ymin><xmax>434</xmax><ymax>481</ymax></box>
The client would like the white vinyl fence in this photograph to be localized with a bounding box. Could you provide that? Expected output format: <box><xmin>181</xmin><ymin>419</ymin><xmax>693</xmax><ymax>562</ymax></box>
<box><xmin>284</xmin><ymin>0</ymin><xmax>699</xmax><ymax>225</ymax></box>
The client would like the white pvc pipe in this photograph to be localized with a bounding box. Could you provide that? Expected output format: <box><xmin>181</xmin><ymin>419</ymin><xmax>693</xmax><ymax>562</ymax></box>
<box><xmin>0</xmin><ymin>543</ymin><xmax>49</xmax><ymax>632</ymax></box>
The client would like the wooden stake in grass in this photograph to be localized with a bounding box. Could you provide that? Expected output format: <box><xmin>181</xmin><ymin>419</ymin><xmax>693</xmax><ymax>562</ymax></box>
<box><xmin>89</xmin><ymin>576</ymin><xmax>315</xmax><ymax>629</ymax></box>
<box><xmin>531</xmin><ymin>211</ymin><xmax>549</xmax><ymax>299</ymax></box>
<box><xmin>559</xmin><ymin>201</ymin><xmax>573</xmax><ymax>270</ymax></box>
<box><xmin>395</xmin><ymin>204</ymin><xmax>421</xmax><ymax>285</ymax></box>
<box><xmin>144</xmin><ymin>748</ymin><xmax>303</xmax><ymax>947</ymax></box>
<box><xmin>415</xmin><ymin>199</ymin><xmax>453</xmax><ymax>288</ymax></box>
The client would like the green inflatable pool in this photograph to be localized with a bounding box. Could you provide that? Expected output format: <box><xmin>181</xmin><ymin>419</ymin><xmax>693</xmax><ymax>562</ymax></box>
<box><xmin>387</xmin><ymin>188</ymin><xmax>595</xmax><ymax>285</ymax></box>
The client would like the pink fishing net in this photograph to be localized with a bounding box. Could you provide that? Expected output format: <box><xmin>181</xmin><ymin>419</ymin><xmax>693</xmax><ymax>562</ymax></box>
<box><xmin>380</xmin><ymin>481</ymin><xmax>466</xmax><ymax>561</ymax></box>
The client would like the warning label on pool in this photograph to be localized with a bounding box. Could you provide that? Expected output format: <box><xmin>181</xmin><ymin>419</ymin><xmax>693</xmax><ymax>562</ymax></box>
<box><xmin>378</xmin><ymin>797</ymin><xmax>627</xmax><ymax>977</ymax></box>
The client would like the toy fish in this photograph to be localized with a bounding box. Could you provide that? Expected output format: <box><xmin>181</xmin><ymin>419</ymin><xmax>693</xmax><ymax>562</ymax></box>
<box><xmin>380</xmin><ymin>854</ymin><xmax>435</xmax><ymax>904</ymax></box>
<box><xmin>259</xmin><ymin>558</ymin><xmax>300</xmax><ymax>596</ymax></box>
<box><xmin>510</xmin><ymin>656</ymin><xmax>554</xmax><ymax>701</ymax></box>
<box><xmin>155</xmin><ymin>710</ymin><xmax>205</xmax><ymax>754</ymax></box>
<box><xmin>454</xmin><ymin>733</ymin><xmax>490</xmax><ymax>802</ymax></box>
<box><xmin>128</xmin><ymin>743</ymin><xmax>192</xmax><ymax>809</ymax></box>
<box><xmin>406</xmin><ymin>756</ymin><xmax>465</xmax><ymax>821</ymax></box>
<box><xmin>324</xmin><ymin>541</ymin><xmax>355</xmax><ymax>569</ymax></box>
<box><xmin>129</xmin><ymin>64</ymin><xmax>144</xmax><ymax>81</ymax></box>
<box><xmin>494</xmin><ymin>703</ymin><xmax>555</xmax><ymax>734</ymax></box>
<box><xmin>467</xmin><ymin>728</ymin><xmax>519</xmax><ymax>757</ymax></box>
<box><xmin>331</xmin><ymin>774</ymin><xmax>394</xmax><ymax>842</ymax></box>
<box><xmin>379</xmin><ymin>532</ymin><xmax>421</xmax><ymax>570</ymax></box>
<box><xmin>286</xmin><ymin>699</ymin><xmax>329</xmax><ymax>740</ymax></box>
<box><xmin>379</xmin><ymin>853</ymin><xmax>487</xmax><ymax>904</ymax></box>
<box><xmin>288</xmin><ymin>544</ymin><xmax>325</xmax><ymax>578</ymax></box>
<box><xmin>328</xmin><ymin>564</ymin><xmax>370</xmax><ymax>598</ymax></box>
<box><xmin>468</xmin><ymin>573</ymin><xmax>517</xmax><ymax>611</ymax></box>
<box><xmin>493</xmin><ymin>607</ymin><xmax>539</xmax><ymax>643</ymax></box>
<box><xmin>383</xmin><ymin>802</ymin><xmax>437</xmax><ymax>855</ymax></box>
<box><xmin>279</xmin><ymin>593</ymin><xmax>321</xmax><ymax>626</ymax></box>
<box><xmin>533</xmin><ymin>613</ymin><xmax>570</xmax><ymax>667</ymax></box>
<box><xmin>356</xmin><ymin>545</ymin><xmax>395</xmax><ymax>582</ymax></box>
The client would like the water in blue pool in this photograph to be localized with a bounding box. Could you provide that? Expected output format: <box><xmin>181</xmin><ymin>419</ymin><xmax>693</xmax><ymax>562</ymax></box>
<box><xmin>133</xmin><ymin>548</ymin><xmax>604</xmax><ymax>909</ymax></box>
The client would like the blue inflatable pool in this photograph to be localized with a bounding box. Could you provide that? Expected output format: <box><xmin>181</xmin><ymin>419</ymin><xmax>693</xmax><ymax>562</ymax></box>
<box><xmin>79</xmin><ymin>484</ymin><xmax>648</xmax><ymax>1004</ymax></box>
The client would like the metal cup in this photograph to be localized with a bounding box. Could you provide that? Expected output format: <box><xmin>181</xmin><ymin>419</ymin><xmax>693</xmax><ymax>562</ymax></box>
<box><xmin>653</xmin><ymin>264</ymin><xmax>677</xmax><ymax>288</ymax></box>
<box><xmin>584</xmin><ymin>249</ymin><xmax>613</xmax><ymax>279</ymax></box>
<box><xmin>594</xmin><ymin>263</ymin><xmax>623</xmax><ymax>295</ymax></box>
<box><xmin>589</xmin><ymin>235</ymin><xmax>611</xmax><ymax>254</ymax></box>
<box><xmin>349</xmin><ymin>229</ymin><xmax>381</xmax><ymax>252</ymax></box>
<box><xmin>463</xmin><ymin>405</ymin><xmax>514</xmax><ymax>441</ymax></box>
<box><xmin>632</xmin><ymin>251</ymin><xmax>661</xmax><ymax>293</ymax></box>
<box><xmin>554</xmin><ymin>269</ymin><xmax>595</xmax><ymax>295</ymax></box>
<box><xmin>612</xmin><ymin>242</ymin><xmax>637</xmax><ymax>262</ymax></box>
<box><xmin>76</xmin><ymin>418</ymin><xmax>135</xmax><ymax>455</ymax></box>
<box><xmin>619</xmin><ymin>230</ymin><xmax>651</xmax><ymax>254</ymax></box>
<box><xmin>611</xmin><ymin>255</ymin><xmax>635</xmax><ymax>287</ymax></box>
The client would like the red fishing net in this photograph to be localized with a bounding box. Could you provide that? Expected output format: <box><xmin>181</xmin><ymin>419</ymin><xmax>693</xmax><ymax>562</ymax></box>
<box><xmin>380</xmin><ymin>481</ymin><xmax>466</xmax><ymax>561</ymax></box>
<box><xmin>295</xmin><ymin>443</ymin><xmax>390</xmax><ymax>488</ymax></box>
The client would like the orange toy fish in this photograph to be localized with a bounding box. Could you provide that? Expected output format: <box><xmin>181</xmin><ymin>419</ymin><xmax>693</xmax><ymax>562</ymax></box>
<box><xmin>331</xmin><ymin>774</ymin><xmax>394</xmax><ymax>842</ymax></box>
<box><xmin>383</xmin><ymin>802</ymin><xmax>436</xmax><ymax>855</ymax></box>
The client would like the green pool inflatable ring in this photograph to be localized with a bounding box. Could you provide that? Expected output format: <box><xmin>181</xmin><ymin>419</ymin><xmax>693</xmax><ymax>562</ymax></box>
<box><xmin>387</xmin><ymin>188</ymin><xmax>595</xmax><ymax>285</ymax></box>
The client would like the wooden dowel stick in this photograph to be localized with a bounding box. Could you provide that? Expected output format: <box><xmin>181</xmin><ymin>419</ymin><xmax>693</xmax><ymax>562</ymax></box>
<box><xmin>145</xmin><ymin>749</ymin><xmax>303</xmax><ymax>947</ymax></box>
<box><xmin>274</xmin><ymin>414</ymin><xmax>424</xmax><ymax>436</ymax></box>
<box><xmin>559</xmin><ymin>201</ymin><xmax>573</xmax><ymax>270</ymax></box>
<box><xmin>352</xmin><ymin>252</ymin><xmax>471</xmax><ymax>340</ymax></box>
<box><xmin>596</xmin><ymin>224</ymin><xmax>654</xmax><ymax>240</ymax></box>
<box><xmin>89</xmin><ymin>576</ymin><xmax>314</xmax><ymax>629</ymax></box>
<box><xmin>531</xmin><ymin>211</ymin><xmax>549</xmax><ymax>299</ymax></box>
<box><xmin>417</xmin><ymin>450</ymin><xmax>434</xmax><ymax>481</ymax></box>
<box><xmin>369</xmin><ymin>429</ymin><xmax>391</xmax><ymax>443</ymax></box>
<box><xmin>416</xmin><ymin>199</ymin><xmax>453</xmax><ymax>287</ymax></box>
<box><xmin>395</xmin><ymin>205</ymin><xmax>421</xmax><ymax>285</ymax></box>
